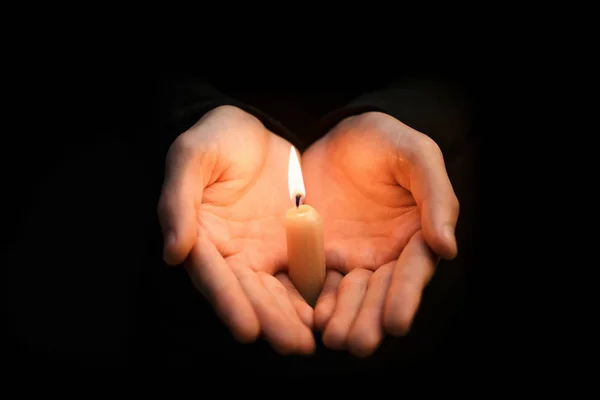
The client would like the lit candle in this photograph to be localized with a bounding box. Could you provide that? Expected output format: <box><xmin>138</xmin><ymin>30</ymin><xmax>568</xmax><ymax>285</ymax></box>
<box><xmin>286</xmin><ymin>146</ymin><xmax>326</xmax><ymax>308</ymax></box>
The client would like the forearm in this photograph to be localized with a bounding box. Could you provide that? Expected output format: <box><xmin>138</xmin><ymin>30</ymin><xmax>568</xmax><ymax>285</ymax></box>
<box><xmin>313</xmin><ymin>78</ymin><xmax>473</xmax><ymax>158</ymax></box>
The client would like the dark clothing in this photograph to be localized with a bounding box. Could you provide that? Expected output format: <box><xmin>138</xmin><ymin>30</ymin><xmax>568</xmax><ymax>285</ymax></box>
<box><xmin>160</xmin><ymin>75</ymin><xmax>473</xmax><ymax>157</ymax></box>
<box><xmin>4</xmin><ymin>73</ymin><xmax>479</xmax><ymax>373</ymax></box>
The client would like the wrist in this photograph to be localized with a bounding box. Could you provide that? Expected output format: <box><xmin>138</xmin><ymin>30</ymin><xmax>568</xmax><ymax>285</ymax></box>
<box><xmin>207</xmin><ymin>104</ymin><xmax>258</xmax><ymax>121</ymax></box>
<box><xmin>202</xmin><ymin>104</ymin><xmax>265</xmax><ymax>130</ymax></box>
<box><xmin>324</xmin><ymin>111</ymin><xmax>397</xmax><ymax>141</ymax></box>
<box><xmin>347</xmin><ymin>110</ymin><xmax>397</xmax><ymax>129</ymax></box>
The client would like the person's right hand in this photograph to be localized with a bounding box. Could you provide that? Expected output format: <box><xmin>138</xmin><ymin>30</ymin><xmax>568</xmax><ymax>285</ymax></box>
<box><xmin>158</xmin><ymin>105</ymin><xmax>315</xmax><ymax>355</ymax></box>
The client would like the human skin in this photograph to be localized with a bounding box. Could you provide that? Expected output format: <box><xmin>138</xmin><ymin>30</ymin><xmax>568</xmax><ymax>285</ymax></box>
<box><xmin>158</xmin><ymin>105</ymin><xmax>315</xmax><ymax>355</ymax></box>
<box><xmin>302</xmin><ymin>111</ymin><xmax>459</xmax><ymax>357</ymax></box>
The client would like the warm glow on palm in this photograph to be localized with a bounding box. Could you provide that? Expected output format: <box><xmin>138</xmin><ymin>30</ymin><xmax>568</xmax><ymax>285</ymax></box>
<box><xmin>158</xmin><ymin>106</ymin><xmax>314</xmax><ymax>355</ymax></box>
<box><xmin>196</xmin><ymin>133</ymin><xmax>291</xmax><ymax>276</ymax></box>
<box><xmin>303</xmin><ymin>140</ymin><xmax>421</xmax><ymax>275</ymax></box>
<box><xmin>302</xmin><ymin>112</ymin><xmax>459</xmax><ymax>357</ymax></box>
<box><xmin>159</xmin><ymin>107</ymin><xmax>459</xmax><ymax>359</ymax></box>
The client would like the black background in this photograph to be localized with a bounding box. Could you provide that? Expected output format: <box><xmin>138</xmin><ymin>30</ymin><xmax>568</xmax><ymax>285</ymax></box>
<box><xmin>2</xmin><ymin>47</ymin><xmax>484</xmax><ymax>374</ymax></box>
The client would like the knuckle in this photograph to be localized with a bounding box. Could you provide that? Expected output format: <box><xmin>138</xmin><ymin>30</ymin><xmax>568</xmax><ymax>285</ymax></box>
<box><xmin>367</xmin><ymin>271</ymin><xmax>382</xmax><ymax>288</ymax></box>
<box><xmin>367</xmin><ymin>264</ymin><xmax>392</xmax><ymax>288</ymax></box>
<box><xmin>337</xmin><ymin>278</ymin><xmax>352</xmax><ymax>293</ymax></box>
<box><xmin>272</xmin><ymin>281</ymin><xmax>289</xmax><ymax>297</ymax></box>
<box><xmin>260</xmin><ymin>272</ymin><xmax>288</xmax><ymax>295</ymax></box>
<box><xmin>350</xmin><ymin>268</ymin><xmax>373</xmax><ymax>281</ymax></box>
<box><xmin>339</xmin><ymin>269</ymin><xmax>372</xmax><ymax>291</ymax></box>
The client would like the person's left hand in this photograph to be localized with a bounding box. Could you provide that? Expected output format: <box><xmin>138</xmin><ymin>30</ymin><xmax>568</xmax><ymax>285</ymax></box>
<box><xmin>302</xmin><ymin>111</ymin><xmax>460</xmax><ymax>357</ymax></box>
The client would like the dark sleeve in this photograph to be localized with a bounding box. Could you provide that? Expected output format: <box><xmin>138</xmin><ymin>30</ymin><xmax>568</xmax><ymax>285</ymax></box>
<box><xmin>312</xmin><ymin>79</ymin><xmax>473</xmax><ymax>158</ymax></box>
<box><xmin>159</xmin><ymin>75</ymin><xmax>302</xmax><ymax>150</ymax></box>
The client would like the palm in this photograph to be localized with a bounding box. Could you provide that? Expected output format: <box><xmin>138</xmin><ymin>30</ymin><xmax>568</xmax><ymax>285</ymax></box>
<box><xmin>303</xmin><ymin>132</ymin><xmax>420</xmax><ymax>274</ymax></box>
<box><xmin>301</xmin><ymin>113</ymin><xmax>458</xmax><ymax>357</ymax></box>
<box><xmin>160</xmin><ymin>107</ymin><xmax>319</xmax><ymax>354</ymax></box>
<box><xmin>171</xmin><ymin>129</ymin><xmax>314</xmax><ymax>354</ymax></box>
<box><xmin>198</xmin><ymin>133</ymin><xmax>292</xmax><ymax>276</ymax></box>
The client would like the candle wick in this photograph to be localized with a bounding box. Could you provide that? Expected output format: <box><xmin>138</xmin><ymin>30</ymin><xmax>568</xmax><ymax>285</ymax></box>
<box><xmin>295</xmin><ymin>194</ymin><xmax>302</xmax><ymax>208</ymax></box>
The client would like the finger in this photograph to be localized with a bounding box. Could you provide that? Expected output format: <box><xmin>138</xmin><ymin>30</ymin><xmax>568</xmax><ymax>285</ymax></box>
<box><xmin>347</xmin><ymin>263</ymin><xmax>394</xmax><ymax>358</ymax></box>
<box><xmin>314</xmin><ymin>270</ymin><xmax>344</xmax><ymax>332</ymax></box>
<box><xmin>275</xmin><ymin>272</ymin><xmax>314</xmax><ymax>330</ymax></box>
<box><xmin>158</xmin><ymin>137</ymin><xmax>208</xmax><ymax>266</ymax></box>
<box><xmin>184</xmin><ymin>235</ymin><xmax>259</xmax><ymax>343</ymax></box>
<box><xmin>261</xmin><ymin>273</ymin><xmax>315</xmax><ymax>354</ymax></box>
<box><xmin>322</xmin><ymin>269</ymin><xmax>372</xmax><ymax>350</ymax></box>
<box><xmin>232</xmin><ymin>267</ymin><xmax>303</xmax><ymax>355</ymax></box>
<box><xmin>383</xmin><ymin>231</ymin><xmax>437</xmax><ymax>336</ymax></box>
<box><xmin>403</xmin><ymin>133</ymin><xmax>459</xmax><ymax>260</ymax></box>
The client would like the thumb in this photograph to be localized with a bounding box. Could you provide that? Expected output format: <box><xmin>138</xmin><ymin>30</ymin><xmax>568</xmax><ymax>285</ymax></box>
<box><xmin>404</xmin><ymin>137</ymin><xmax>459</xmax><ymax>260</ymax></box>
<box><xmin>420</xmin><ymin>195</ymin><xmax>459</xmax><ymax>260</ymax></box>
<box><xmin>158</xmin><ymin>141</ymin><xmax>205</xmax><ymax>265</ymax></box>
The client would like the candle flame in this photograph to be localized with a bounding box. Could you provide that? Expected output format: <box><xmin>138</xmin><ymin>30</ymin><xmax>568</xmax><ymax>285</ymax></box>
<box><xmin>288</xmin><ymin>146</ymin><xmax>305</xmax><ymax>206</ymax></box>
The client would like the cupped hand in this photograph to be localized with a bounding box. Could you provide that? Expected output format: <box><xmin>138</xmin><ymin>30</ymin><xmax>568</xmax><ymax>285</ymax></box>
<box><xmin>302</xmin><ymin>111</ymin><xmax>459</xmax><ymax>357</ymax></box>
<box><xmin>158</xmin><ymin>105</ymin><xmax>314</xmax><ymax>355</ymax></box>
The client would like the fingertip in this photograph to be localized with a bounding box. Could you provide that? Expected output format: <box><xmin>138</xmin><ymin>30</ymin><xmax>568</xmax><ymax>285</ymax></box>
<box><xmin>275</xmin><ymin>273</ymin><xmax>315</xmax><ymax>329</ymax></box>
<box><xmin>302</xmin><ymin>339</ymin><xmax>317</xmax><ymax>355</ymax></box>
<box><xmin>348</xmin><ymin>319</ymin><xmax>383</xmax><ymax>358</ymax></box>
<box><xmin>297</xmin><ymin>326</ymin><xmax>317</xmax><ymax>355</ymax></box>
<box><xmin>163</xmin><ymin>244</ymin><xmax>184</xmax><ymax>266</ymax></box>
<box><xmin>422</xmin><ymin>224</ymin><xmax>457</xmax><ymax>260</ymax></box>
<box><xmin>299</xmin><ymin>303</ymin><xmax>314</xmax><ymax>330</ymax></box>
<box><xmin>382</xmin><ymin>314</ymin><xmax>411</xmax><ymax>337</ymax></box>
<box><xmin>442</xmin><ymin>224</ymin><xmax>459</xmax><ymax>259</ymax></box>
<box><xmin>383</xmin><ymin>296</ymin><xmax>417</xmax><ymax>337</ymax></box>
<box><xmin>348</xmin><ymin>333</ymin><xmax>380</xmax><ymax>358</ymax></box>
<box><xmin>314</xmin><ymin>303</ymin><xmax>331</xmax><ymax>332</ymax></box>
<box><xmin>313</xmin><ymin>270</ymin><xmax>342</xmax><ymax>331</ymax></box>
<box><xmin>163</xmin><ymin>228</ymin><xmax>197</xmax><ymax>266</ymax></box>
<box><xmin>220</xmin><ymin>298</ymin><xmax>260</xmax><ymax>344</ymax></box>
<box><xmin>231</xmin><ymin>318</ymin><xmax>261</xmax><ymax>344</ymax></box>
<box><xmin>270</xmin><ymin>341</ymin><xmax>294</xmax><ymax>355</ymax></box>
<box><xmin>158</xmin><ymin>182</ymin><xmax>199</xmax><ymax>266</ymax></box>
<box><xmin>269</xmin><ymin>327</ymin><xmax>307</xmax><ymax>356</ymax></box>
<box><xmin>348</xmin><ymin>326</ymin><xmax>379</xmax><ymax>358</ymax></box>
<box><xmin>162</xmin><ymin>235</ymin><xmax>181</xmax><ymax>265</ymax></box>
<box><xmin>322</xmin><ymin>319</ymin><xmax>348</xmax><ymax>350</ymax></box>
